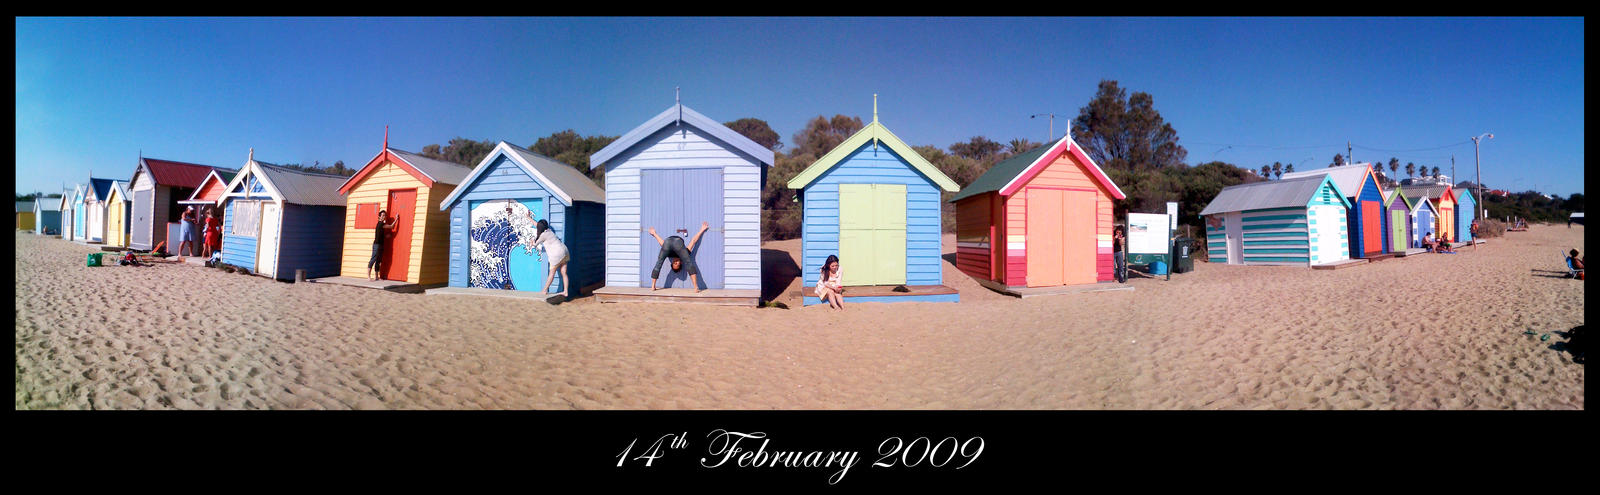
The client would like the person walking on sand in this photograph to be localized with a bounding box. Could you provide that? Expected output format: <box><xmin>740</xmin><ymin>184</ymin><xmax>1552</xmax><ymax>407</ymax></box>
<box><xmin>647</xmin><ymin>221</ymin><xmax>710</xmax><ymax>292</ymax></box>
<box><xmin>178</xmin><ymin>205</ymin><xmax>198</xmax><ymax>257</ymax></box>
<box><xmin>526</xmin><ymin>215</ymin><xmax>569</xmax><ymax>294</ymax></box>
<box><xmin>367</xmin><ymin>209</ymin><xmax>399</xmax><ymax>281</ymax></box>
<box><xmin>815</xmin><ymin>254</ymin><xmax>844</xmax><ymax>310</ymax></box>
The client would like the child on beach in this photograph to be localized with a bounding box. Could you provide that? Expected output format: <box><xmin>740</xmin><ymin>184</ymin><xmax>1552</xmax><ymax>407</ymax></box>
<box><xmin>1568</xmin><ymin>249</ymin><xmax>1584</xmax><ymax>280</ymax></box>
<box><xmin>816</xmin><ymin>255</ymin><xmax>843</xmax><ymax>310</ymax></box>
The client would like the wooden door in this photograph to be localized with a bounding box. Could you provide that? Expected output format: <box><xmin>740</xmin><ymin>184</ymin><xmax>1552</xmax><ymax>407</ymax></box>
<box><xmin>382</xmin><ymin>189</ymin><xmax>417</xmax><ymax>281</ymax></box>
<box><xmin>840</xmin><ymin>183</ymin><xmax>906</xmax><ymax>286</ymax></box>
<box><xmin>257</xmin><ymin>202</ymin><xmax>281</xmax><ymax>278</ymax></box>
<box><xmin>467</xmin><ymin>198</ymin><xmax>545</xmax><ymax>291</ymax></box>
<box><xmin>1361</xmin><ymin>201</ymin><xmax>1382</xmax><ymax>255</ymax></box>
<box><xmin>131</xmin><ymin>190</ymin><xmax>152</xmax><ymax>248</ymax></box>
<box><xmin>639</xmin><ymin>169</ymin><xmax>724</xmax><ymax>289</ymax></box>
<box><xmin>1024</xmin><ymin>189</ymin><xmax>1064</xmax><ymax>287</ymax></box>
<box><xmin>1391</xmin><ymin>209</ymin><xmax>1407</xmax><ymax>252</ymax></box>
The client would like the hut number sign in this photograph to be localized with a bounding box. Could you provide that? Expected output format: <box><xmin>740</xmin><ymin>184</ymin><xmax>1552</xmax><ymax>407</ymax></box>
<box><xmin>1126</xmin><ymin>213</ymin><xmax>1171</xmax><ymax>255</ymax></box>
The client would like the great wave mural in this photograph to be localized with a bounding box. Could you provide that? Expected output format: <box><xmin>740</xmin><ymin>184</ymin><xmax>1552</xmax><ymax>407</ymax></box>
<box><xmin>468</xmin><ymin>199</ymin><xmax>544</xmax><ymax>290</ymax></box>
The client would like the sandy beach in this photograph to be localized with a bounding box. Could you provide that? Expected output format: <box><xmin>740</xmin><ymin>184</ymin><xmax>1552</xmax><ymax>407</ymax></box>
<box><xmin>13</xmin><ymin>226</ymin><xmax>1584</xmax><ymax>410</ymax></box>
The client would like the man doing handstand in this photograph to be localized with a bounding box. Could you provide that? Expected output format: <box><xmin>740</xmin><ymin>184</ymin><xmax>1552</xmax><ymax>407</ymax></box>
<box><xmin>648</xmin><ymin>221</ymin><xmax>710</xmax><ymax>292</ymax></box>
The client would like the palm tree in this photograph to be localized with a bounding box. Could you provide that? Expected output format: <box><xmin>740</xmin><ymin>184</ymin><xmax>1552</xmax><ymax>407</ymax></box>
<box><xmin>1431</xmin><ymin>166</ymin><xmax>1441</xmax><ymax>178</ymax></box>
<box><xmin>1389</xmin><ymin>157</ymin><xmax>1399</xmax><ymax>178</ymax></box>
<box><xmin>1260</xmin><ymin>165</ymin><xmax>1271</xmax><ymax>178</ymax></box>
<box><xmin>1272</xmin><ymin>162</ymin><xmax>1283</xmax><ymax>179</ymax></box>
<box><xmin>1331</xmin><ymin>153</ymin><xmax>1345</xmax><ymax>168</ymax></box>
<box><xmin>1405</xmin><ymin>162</ymin><xmax>1416</xmax><ymax>179</ymax></box>
<box><xmin>1284</xmin><ymin>164</ymin><xmax>1295</xmax><ymax>175</ymax></box>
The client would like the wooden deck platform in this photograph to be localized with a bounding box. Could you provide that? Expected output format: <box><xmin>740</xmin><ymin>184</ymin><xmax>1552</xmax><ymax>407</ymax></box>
<box><xmin>1364</xmin><ymin>252</ymin><xmax>1399</xmax><ymax>262</ymax></box>
<box><xmin>1312</xmin><ymin>258</ymin><xmax>1369</xmax><ymax>270</ymax></box>
<box><xmin>1396</xmin><ymin>248</ymin><xmax>1427</xmax><ymax>257</ymax></box>
<box><xmin>306</xmin><ymin>276</ymin><xmax>437</xmax><ymax>293</ymax></box>
<box><xmin>424</xmin><ymin>286</ymin><xmax>566</xmax><ymax>304</ymax></box>
<box><xmin>798</xmin><ymin>284</ymin><xmax>959</xmax><ymax>305</ymax></box>
<box><xmin>972</xmin><ymin>278</ymin><xmax>1132</xmax><ymax>298</ymax></box>
<box><xmin>592</xmin><ymin>286</ymin><xmax>761</xmax><ymax>306</ymax></box>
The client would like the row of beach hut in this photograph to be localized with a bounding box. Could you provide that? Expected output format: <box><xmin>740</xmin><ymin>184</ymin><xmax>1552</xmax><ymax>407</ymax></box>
<box><xmin>33</xmin><ymin>96</ymin><xmax>1137</xmax><ymax>306</ymax></box>
<box><xmin>1199</xmin><ymin>163</ymin><xmax>1479</xmax><ymax>266</ymax></box>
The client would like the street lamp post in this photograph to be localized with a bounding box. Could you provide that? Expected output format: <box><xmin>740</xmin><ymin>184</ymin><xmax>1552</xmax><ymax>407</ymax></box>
<box><xmin>1030</xmin><ymin>113</ymin><xmax>1056</xmax><ymax>142</ymax></box>
<box><xmin>1472</xmin><ymin>132</ymin><xmax>1493</xmax><ymax>222</ymax></box>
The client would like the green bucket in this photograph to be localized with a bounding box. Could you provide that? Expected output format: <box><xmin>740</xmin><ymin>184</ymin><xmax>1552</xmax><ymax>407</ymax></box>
<box><xmin>86</xmin><ymin>252</ymin><xmax>104</xmax><ymax>267</ymax></box>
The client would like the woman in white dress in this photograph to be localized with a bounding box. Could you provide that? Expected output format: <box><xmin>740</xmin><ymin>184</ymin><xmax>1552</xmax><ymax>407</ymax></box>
<box><xmin>527</xmin><ymin>215</ymin><xmax>569</xmax><ymax>294</ymax></box>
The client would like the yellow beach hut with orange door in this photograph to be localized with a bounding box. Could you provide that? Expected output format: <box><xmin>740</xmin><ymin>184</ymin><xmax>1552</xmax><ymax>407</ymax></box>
<box><xmin>335</xmin><ymin>140</ymin><xmax>472</xmax><ymax>285</ymax></box>
<box><xmin>950</xmin><ymin>135</ymin><xmax>1126</xmax><ymax>290</ymax></box>
<box><xmin>104</xmin><ymin>180</ymin><xmax>131</xmax><ymax>248</ymax></box>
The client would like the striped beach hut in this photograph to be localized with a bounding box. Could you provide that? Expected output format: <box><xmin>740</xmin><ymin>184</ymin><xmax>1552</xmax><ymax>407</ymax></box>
<box><xmin>32</xmin><ymin>199</ymin><xmax>60</xmax><ymax>235</ymax></box>
<box><xmin>104</xmin><ymin>181</ymin><xmax>132</xmax><ymax>248</ymax></box>
<box><xmin>83</xmin><ymin>177</ymin><xmax>116</xmax><ymax>243</ymax></box>
<box><xmin>128</xmin><ymin>157</ymin><xmax>231</xmax><ymax>252</ymax></box>
<box><xmin>1199</xmin><ymin>174</ymin><xmax>1351</xmax><ymax>266</ymax></box>
<box><xmin>17</xmin><ymin>201</ymin><xmax>35</xmax><ymax>231</ymax></box>
<box><xmin>788</xmin><ymin>99</ymin><xmax>962</xmax><ymax>304</ymax></box>
<box><xmin>951</xmin><ymin>135</ymin><xmax>1126</xmax><ymax>289</ymax></box>
<box><xmin>336</xmin><ymin>142</ymin><xmax>472</xmax><ymax>285</ymax></box>
<box><xmin>1281</xmin><ymin>163</ymin><xmax>1386</xmax><ymax>258</ymax></box>
<box><xmin>220</xmin><ymin>153</ymin><xmax>349</xmax><ymax>280</ymax></box>
<box><xmin>587</xmin><ymin>99</ymin><xmax>775</xmax><ymax>303</ymax></box>
<box><xmin>1382</xmin><ymin>187</ymin><xmax>1412</xmax><ymax>253</ymax></box>
<box><xmin>438</xmin><ymin>141</ymin><xmax>607</xmax><ymax>298</ymax></box>
<box><xmin>1402</xmin><ymin>185</ymin><xmax>1457</xmax><ymax>243</ymax></box>
<box><xmin>1408</xmin><ymin>190</ymin><xmax>1438</xmax><ymax>248</ymax></box>
<box><xmin>1454</xmin><ymin>187</ymin><xmax>1477</xmax><ymax>243</ymax></box>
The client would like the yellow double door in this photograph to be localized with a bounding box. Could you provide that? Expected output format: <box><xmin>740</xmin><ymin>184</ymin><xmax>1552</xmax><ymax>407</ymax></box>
<box><xmin>838</xmin><ymin>184</ymin><xmax>907</xmax><ymax>286</ymax></box>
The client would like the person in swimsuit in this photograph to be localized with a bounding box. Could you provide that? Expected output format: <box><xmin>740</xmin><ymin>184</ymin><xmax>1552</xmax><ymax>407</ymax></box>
<box><xmin>367</xmin><ymin>209</ymin><xmax>399</xmax><ymax>281</ymax></box>
<box><xmin>815</xmin><ymin>254</ymin><xmax>843</xmax><ymax>310</ymax></box>
<box><xmin>647</xmin><ymin>221</ymin><xmax>710</xmax><ymax>292</ymax></box>
<box><xmin>178</xmin><ymin>205</ymin><xmax>198</xmax><ymax>257</ymax></box>
<box><xmin>526</xmin><ymin>215</ymin><xmax>570</xmax><ymax>294</ymax></box>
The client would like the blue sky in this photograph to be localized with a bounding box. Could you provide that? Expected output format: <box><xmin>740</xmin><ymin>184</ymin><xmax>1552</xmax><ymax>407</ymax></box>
<box><xmin>15</xmin><ymin>17</ymin><xmax>1585</xmax><ymax>197</ymax></box>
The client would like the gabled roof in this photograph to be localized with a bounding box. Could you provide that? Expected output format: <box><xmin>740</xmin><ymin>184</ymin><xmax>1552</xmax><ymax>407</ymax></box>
<box><xmin>107</xmin><ymin>181</ymin><xmax>130</xmax><ymax>202</ymax></box>
<box><xmin>69</xmin><ymin>184</ymin><xmax>85</xmax><ymax>205</ymax></box>
<box><xmin>1280</xmin><ymin>163</ymin><xmax>1383</xmax><ymax>200</ymax></box>
<box><xmin>1452</xmin><ymin>187</ymin><xmax>1477</xmax><ymax>204</ymax></box>
<box><xmin>440</xmin><ymin>141</ymin><xmax>606</xmax><ymax>211</ymax></box>
<box><xmin>950</xmin><ymin>135</ymin><xmax>1126</xmax><ymax>203</ymax></box>
<box><xmin>786</xmin><ymin>118</ymin><xmax>959</xmax><ymax>191</ymax></box>
<box><xmin>1409</xmin><ymin>191</ymin><xmax>1438</xmax><ymax>214</ymax></box>
<box><xmin>1199</xmin><ymin>174</ymin><xmax>1350</xmax><ymax>216</ymax></box>
<box><xmin>37</xmin><ymin>199</ymin><xmax>61</xmax><ymax>212</ymax></box>
<box><xmin>88</xmin><ymin>178</ymin><xmax>116</xmax><ymax>202</ymax></box>
<box><xmin>588</xmin><ymin>103</ymin><xmax>776</xmax><ymax>170</ymax></box>
<box><xmin>17</xmin><ymin>201</ymin><xmax>34</xmax><ymax>212</ymax></box>
<box><xmin>227</xmin><ymin>159</ymin><xmax>351</xmax><ymax>207</ymax></box>
<box><xmin>139</xmin><ymin>157</ymin><xmax>231</xmax><ymax>189</ymax></box>
<box><xmin>1402</xmin><ymin>185</ymin><xmax>1457</xmax><ymax>206</ymax></box>
<box><xmin>182</xmin><ymin>169</ymin><xmax>239</xmax><ymax>204</ymax></box>
<box><xmin>337</xmin><ymin>147</ymin><xmax>474</xmax><ymax>195</ymax></box>
<box><xmin>1384</xmin><ymin>186</ymin><xmax>1413</xmax><ymax>209</ymax></box>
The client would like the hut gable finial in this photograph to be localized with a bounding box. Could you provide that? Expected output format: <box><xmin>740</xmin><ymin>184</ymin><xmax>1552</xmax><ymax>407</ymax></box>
<box><xmin>383</xmin><ymin>125</ymin><xmax>389</xmax><ymax>151</ymax></box>
<box><xmin>249</xmin><ymin>147</ymin><xmax>254</xmax><ymax>162</ymax></box>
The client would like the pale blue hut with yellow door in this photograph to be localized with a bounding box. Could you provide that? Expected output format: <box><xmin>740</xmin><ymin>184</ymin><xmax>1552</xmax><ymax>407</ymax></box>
<box><xmin>787</xmin><ymin>96</ymin><xmax>960</xmax><ymax>305</ymax></box>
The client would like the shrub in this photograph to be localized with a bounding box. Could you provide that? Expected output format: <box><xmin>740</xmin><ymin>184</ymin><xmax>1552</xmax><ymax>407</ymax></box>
<box><xmin>1477</xmin><ymin>218</ymin><xmax>1507</xmax><ymax>239</ymax></box>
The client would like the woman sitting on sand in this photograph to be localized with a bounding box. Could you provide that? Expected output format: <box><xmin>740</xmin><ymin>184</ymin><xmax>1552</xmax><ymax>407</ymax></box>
<box><xmin>816</xmin><ymin>255</ymin><xmax>844</xmax><ymax>310</ymax></box>
<box><xmin>527</xmin><ymin>216</ymin><xmax>569</xmax><ymax>294</ymax></box>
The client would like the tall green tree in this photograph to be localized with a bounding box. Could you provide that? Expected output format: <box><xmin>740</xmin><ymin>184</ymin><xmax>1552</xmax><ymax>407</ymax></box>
<box><xmin>1388</xmin><ymin>157</ymin><xmax>1400</xmax><ymax>178</ymax></box>
<box><xmin>1070</xmin><ymin>80</ymin><xmax>1188</xmax><ymax>172</ymax></box>
<box><xmin>1330</xmin><ymin>153</ymin><xmax>1345</xmax><ymax>168</ymax></box>
<box><xmin>763</xmin><ymin>115</ymin><xmax>868</xmax><ymax>239</ymax></box>
<box><xmin>723</xmin><ymin>118</ymin><xmax>782</xmax><ymax>151</ymax></box>
<box><xmin>1284</xmin><ymin>163</ymin><xmax>1295</xmax><ymax>175</ymax></box>
<box><xmin>1260</xmin><ymin>165</ymin><xmax>1271</xmax><ymax>179</ymax></box>
<box><xmin>527</xmin><ymin>129</ymin><xmax>618</xmax><ymax>188</ymax></box>
<box><xmin>1431</xmin><ymin>166</ymin><xmax>1441</xmax><ymax>178</ymax></box>
<box><xmin>1271</xmin><ymin>162</ymin><xmax>1283</xmax><ymax>179</ymax></box>
<box><xmin>1405</xmin><ymin>162</ymin><xmax>1416</xmax><ymax>178</ymax></box>
<box><xmin>1007</xmin><ymin>138</ymin><xmax>1042</xmax><ymax>156</ymax></box>
<box><xmin>420</xmin><ymin>137</ymin><xmax>496</xmax><ymax>168</ymax></box>
<box><xmin>949</xmin><ymin>136</ymin><xmax>1004</xmax><ymax>161</ymax></box>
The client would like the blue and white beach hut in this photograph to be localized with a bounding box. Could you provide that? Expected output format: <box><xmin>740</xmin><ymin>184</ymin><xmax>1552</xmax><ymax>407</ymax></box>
<box><xmin>218</xmin><ymin>152</ymin><xmax>349</xmax><ymax>280</ymax></box>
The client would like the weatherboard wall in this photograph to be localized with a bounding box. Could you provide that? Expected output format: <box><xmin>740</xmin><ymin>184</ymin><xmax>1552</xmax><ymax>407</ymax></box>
<box><xmin>444</xmin><ymin>153</ymin><xmax>605</xmax><ymax>298</ymax></box>
<box><xmin>799</xmin><ymin>141</ymin><xmax>943</xmax><ymax>289</ymax></box>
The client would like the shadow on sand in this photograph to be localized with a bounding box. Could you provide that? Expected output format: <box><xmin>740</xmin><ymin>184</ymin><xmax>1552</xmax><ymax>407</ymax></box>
<box><xmin>760</xmin><ymin>248</ymin><xmax>800</xmax><ymax>304</ymax></box>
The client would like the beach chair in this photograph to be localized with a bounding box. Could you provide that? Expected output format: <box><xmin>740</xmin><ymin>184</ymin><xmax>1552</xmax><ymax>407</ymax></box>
<box><xmin>1565</xmin><ymin>253</ymin><xmax>1583</xmax><ymax>279</ymax></box>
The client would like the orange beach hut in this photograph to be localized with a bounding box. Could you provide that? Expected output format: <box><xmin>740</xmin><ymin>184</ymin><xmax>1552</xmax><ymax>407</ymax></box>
<box><xmin>335</xmin><ymin>141</ymin><xmax>472</xmax><ymax>285</ymax></box>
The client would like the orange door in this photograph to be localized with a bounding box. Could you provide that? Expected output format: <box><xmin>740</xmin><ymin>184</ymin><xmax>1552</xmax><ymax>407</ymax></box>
<box><xmin>1025</xmin><ymin>189</ymin><xmax>1064</xmax><ymax>287</ymax></box>
<box><xmin>382</xmin><ymin>189</ymin><xmax>417</xmax><ymax>281</ymax></box>
<box><xmin>1063</xmin><ymin>190</ymin><xmax>1097</xmax><ymax>284</ymax></box>
<box><xmin>1361</xmin><ymin>201</ymin><xmax>1381</xmax><ymax>255</ymax></box>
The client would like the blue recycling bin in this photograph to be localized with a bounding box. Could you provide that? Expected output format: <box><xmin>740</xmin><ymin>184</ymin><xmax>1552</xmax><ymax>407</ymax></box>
<box><xmin>1149</xmin><ymin>260</ymin><xmax>1168</xmax><ymax>275</ymax></box>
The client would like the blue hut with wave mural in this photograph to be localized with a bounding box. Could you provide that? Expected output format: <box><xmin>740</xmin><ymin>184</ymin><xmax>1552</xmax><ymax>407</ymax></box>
<box><xmin>438</xmin><ymin>141</ymin><xmax>606</xmax><ymax>298</ymax></box>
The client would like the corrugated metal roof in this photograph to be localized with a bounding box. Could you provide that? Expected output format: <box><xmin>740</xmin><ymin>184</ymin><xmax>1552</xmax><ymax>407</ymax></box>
<box><xmin>1279</xmin><ymin>164</ymin><xmax>1373</xmax><ymax>199</ymax></box>
<box><xmin>17</xmin><ymin>201</ymin><xmax>34</xmax><ymax>212</ymax></box>
<box><xmin>37</xmin><ymin>200</ymin><xmax>61</xmax><ymax>212</ymax></box>
<box><xmin>387</xmin><ymin>148</ymin><xmax>472</xmax><ymax>185</ymax></box>
<box><xmin>142</xmin><ymin>157</ymin><xmax>233</xmax><ymax>188</ymax></box>
<box><xmin>504</xmin><ymin>142</ymin><xmax>606</xmax><ymax>204</ymax></box>
<box><xmin>1402</xmin><ymin>184</ymin><xmax>1453</xmax><ymax>202</ymax></box>
<box><xmin>253</xmin><ymin>161</ymin><xmax>350</xmax><ymax>207</ymax></box>
<box><xmin>948</xmin><ymin>141</ymin><xmax>1055</xmax><ymax>203</ymax></box>
<box><xmin>1199</xmin><ymin>175</ymin><xmax>1335</xmax><ymax>216</ymax></box>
